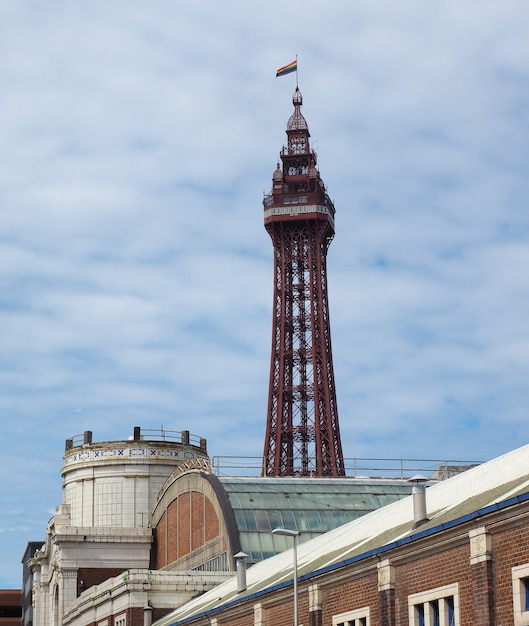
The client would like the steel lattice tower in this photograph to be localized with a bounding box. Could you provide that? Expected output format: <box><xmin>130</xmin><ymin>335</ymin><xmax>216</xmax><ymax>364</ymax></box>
<box><xmin>262</xmin><ymin>88</ymin><xmax>345</xmax><ymax>477</ymax></box>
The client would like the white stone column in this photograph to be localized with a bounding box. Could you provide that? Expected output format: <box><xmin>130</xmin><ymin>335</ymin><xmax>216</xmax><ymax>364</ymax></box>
<box><xmin>377</xmin><ymin>558</ymin><xmax>395</xmax><ymax>591</ymax></box>
<box><xmin>59</xmin><ymin>568</ymin><xmax>78</xmax><ymax>620</ymax></box>
<box><xmin>254</xmin><ymin>602</ymin><xmax>266</xmax><ymax>626</ymax></box>
<box><xmin>32</xmin><ymin>572</ymin><xmax>46</xmax><ymax>626</ymax></box>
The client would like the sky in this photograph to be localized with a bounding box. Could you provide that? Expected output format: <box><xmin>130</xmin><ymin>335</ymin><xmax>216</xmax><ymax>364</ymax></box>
<box><xmin>1</xmin><ymin>0</ymin><xmax>529</xmax><ymax>588</ymax></box>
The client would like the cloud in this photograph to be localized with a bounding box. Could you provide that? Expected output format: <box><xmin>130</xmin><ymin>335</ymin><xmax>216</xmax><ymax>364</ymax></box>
<box><xmin>1</xmin><ymin>0</ymin><xmax>529</xmax><ymax>587</ymax></box>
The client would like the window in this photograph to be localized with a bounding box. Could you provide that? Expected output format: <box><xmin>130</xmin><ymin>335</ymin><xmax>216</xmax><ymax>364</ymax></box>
<box><xmin>192</xmin><ymin>552</ymin><xmax>229</xmax><ymax>572</ymax></box>
<box><xmin>333</xmin><ymin>606</ymin><xmax>369</xmax><ymax>626</ymax></box>
<box><xmin>512</xmin><ymin>564</ymin><xmax>529</xmax><ymax>625</ymax></box>
<box><xmin>408</xmin><ymin>583</ymin><xmax>459</xmax><ymax>626</ymax></box>
<box><xmin>114</xmin><ymin>613</ymin><xmax>126</xmax><ymax>626</ymax></box>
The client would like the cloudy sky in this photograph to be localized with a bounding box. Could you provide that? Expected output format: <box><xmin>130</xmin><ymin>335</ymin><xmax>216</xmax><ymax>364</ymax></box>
<box><xmin>1</xmin><ymin>1</ymin><xmax>529</xmax><ymax>587</ymax></box>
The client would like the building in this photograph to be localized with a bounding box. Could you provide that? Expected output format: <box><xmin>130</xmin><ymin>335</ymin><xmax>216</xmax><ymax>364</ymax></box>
<box><xmin>262</xmin><ymin>86</ymin><xmax>344</xmax><ymax>477</ymax></box>
<box><xmin>21</xmin><ymin>542</ymin><xmax>43</xmax><ymax>626</ymax></box>
<box><xmin>0</xmin><ymin>590</ymin><xmax>22</xmax><ymax>626</ymax></box>
<box><xmin>23</xmin><ymin>86</ymin><xmax>508</xmax><ymax>626</ymax></box>
<box><xmin>27</xmin><ymin>427</ymin><xmax>213</xmax><ymax>626</ymax></box>
<box><xmin>27</xmin><ymin>427</ymin><xmax>420</xmax><ymax>626</ymax></box>
<box><xmin>153</xmin><ymin>443</ymin><xmax>529</xmax><ymax>626</ymax></box>
<box><xmin>150</xmin><ymin>473</ymin><xmax>414</xmax><ymax>572</ymax></box>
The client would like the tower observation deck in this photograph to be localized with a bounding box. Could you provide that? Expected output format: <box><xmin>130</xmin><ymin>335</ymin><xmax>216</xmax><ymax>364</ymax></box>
<box><xmin>262</xmin><ymin>88</ymin><xmax>345</xmax><ymax>477</ymax></box>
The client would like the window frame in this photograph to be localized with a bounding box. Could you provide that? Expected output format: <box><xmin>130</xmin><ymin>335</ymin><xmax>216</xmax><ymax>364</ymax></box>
<box><xmin>114</xmin><ymin>613</ymin><xmax>126</xmax><ymax>626</ymax></box>
<box><xmin>332</xmin><ymin>606</ymin><xmax>370</xmax><ymax>626</ymax></box>
<box><xmin>512</xmin><ymin>563</ymin><xmax>529</xmax><ymax>625</ymax></box>
<box><xmin>408</xmin><ymin>582</ymin><xmax>459</xmax><ymax>626</ymax></box>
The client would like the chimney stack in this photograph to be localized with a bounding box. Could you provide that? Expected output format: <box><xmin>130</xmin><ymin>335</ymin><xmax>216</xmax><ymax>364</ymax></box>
<box><xmin>409</xmin><ymin>475</ymin><xmax>429</xmax><ymax>528</ymax></box>
<box><xmin>234</xmin><ymin>551</ymin><xmax>249</xmax><ymax>593</ymax></box>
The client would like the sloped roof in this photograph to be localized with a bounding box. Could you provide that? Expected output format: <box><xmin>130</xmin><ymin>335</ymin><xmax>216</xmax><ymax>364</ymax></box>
<box><xmin>156</xmin><ymin>444</ymin><xmax>529</xmax><ymax>626</ymax></box>
<box><xmin>218</xmin><ymin>476</ymin><xmax>413</xmax><ymax>562</ymax></box>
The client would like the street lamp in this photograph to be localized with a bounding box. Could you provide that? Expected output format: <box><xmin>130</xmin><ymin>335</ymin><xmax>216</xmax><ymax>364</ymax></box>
<box><xmin>272</xmin><ymin>528</ymin><xmax>299</xmax><ymax>626</ymax></box>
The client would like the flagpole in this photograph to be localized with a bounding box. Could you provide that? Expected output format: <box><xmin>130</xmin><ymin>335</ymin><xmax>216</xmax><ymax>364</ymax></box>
<box><xmin>296</xmin><ymin>55</ymin><xmax>298</xmax><ymax>89</ymax></box>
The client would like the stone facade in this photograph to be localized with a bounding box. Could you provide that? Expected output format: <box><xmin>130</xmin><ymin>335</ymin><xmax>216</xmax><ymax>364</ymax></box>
<box><xmin>27</xmin><ymin>428</ymin><xmax>209</xmax><ymax>626</ymax></box>
<box><xmin>62</xmin><ymin>430</ymin><xmax>208</xmax><ymax>529</ymax></box>
<box><xmin>61</xmin><ymin>570</ymin><xmax>232</xmax><ymax>626</ymax></box>
<box><xmin>151</xmin><ymin>470</ymin><xmax>236</xmax><ymax>572</ymax></box>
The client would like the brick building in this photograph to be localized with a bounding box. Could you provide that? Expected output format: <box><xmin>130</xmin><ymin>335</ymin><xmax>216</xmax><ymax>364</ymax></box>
<box><xmin>27</xmin><ymin>427</ymin><xmax>415</xmax><ymax>626</ymax></box>
<box><xmin>153</xmin><ymin>443</ymin><xmax>529</xmax><ymax>626</ymax></box>
<box><xmin>0</xmin><ymin>590</ymin><xmax>22</xmax><ymax>626</ymax></box>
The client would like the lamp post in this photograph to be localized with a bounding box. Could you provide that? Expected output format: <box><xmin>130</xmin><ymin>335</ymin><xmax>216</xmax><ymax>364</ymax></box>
<box><xmin>272</xmin><ymin>528</ymin><xmax>299</xmax><ymax>626</ymax></box>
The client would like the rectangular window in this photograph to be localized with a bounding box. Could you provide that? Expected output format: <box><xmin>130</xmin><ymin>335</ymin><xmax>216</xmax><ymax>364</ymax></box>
<box><xmin>114</xmin><ymin>614</ymin><xmax>126</xmax><ymax>626</ymax></box>
<box><xmin>512</xmin><ymin>564</ymin><xmax>529</xmax><ymax>625</ymax></box>
<box><xmin>408</xmin><ymin>583</ymin><xmax>459</xmax><ymax>626</ymax></box>
<box><xmin>333</xmin><ymin>606</ymin><xmax>369</xmax><ymax>626</ymax></box>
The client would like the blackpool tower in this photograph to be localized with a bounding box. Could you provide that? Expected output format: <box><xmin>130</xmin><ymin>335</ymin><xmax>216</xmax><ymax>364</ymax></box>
<box><xmin>262</xmin><ymin>87</ymin><xmax>345</xmax><ymax>477</ymax></box>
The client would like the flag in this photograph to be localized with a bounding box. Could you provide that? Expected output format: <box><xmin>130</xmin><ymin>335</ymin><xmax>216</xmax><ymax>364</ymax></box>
<box><xmin>276</xmin><ymin>60</ymin><xmax>297</xmax><ymax>77</ymax></box>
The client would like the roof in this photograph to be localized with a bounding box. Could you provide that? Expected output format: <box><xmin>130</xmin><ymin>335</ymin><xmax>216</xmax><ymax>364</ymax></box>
<box><xmin>155</xmin><ymin>443</ymin><xmax>529</xmax><ymax>626</ymax></box>
<box><xmin>217</xmin><ymin>476</ymin><xmax>413</xmax><ymax>562</ymax></box>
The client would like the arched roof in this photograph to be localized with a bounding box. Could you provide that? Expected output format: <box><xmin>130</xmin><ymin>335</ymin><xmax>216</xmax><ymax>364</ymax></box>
<box><xmin>217</xmin><ymin>476</ymin><xmax>412</xmax><ymax>563</ymax></box>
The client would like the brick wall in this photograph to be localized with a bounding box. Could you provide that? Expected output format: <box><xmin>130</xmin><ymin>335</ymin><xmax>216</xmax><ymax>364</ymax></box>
<box><xmin>205</xmin><ymin>496</ymin><xmax>219</xmax><ymax>541</ymax></box>
<box><xmin>492</xmin><ymin>522</ymin><xmax>529</xmax><ymax>624</ymax></box>
<box><xmin>153</xmin><ymin>489</ymin><xmax>220</xmax><ymax>569</ymax></box>
<box><xmin>0</xmin><ymin>589</ymin><xmax>22</xmax><ymax>626</ymax></box>
<box><xmin>323</xmin><ymin>571</ymin><xmax>378</xmax><ymax>623</ymax></box>
<box><xmin>218</xmin><ymin>613</ymin><xmax>251</xmax><ymax>626</ymax></box>
<box><xmin>77</xmin><ymin>568</ymin><xmax>127</xmax><ymax>595</ymax></box>
<box><xmin>266</xmin><ymin>593</ymin><xmax>309</xmax><ymax>626</ymax></box>
<box><xmin>167</xmin><ymin>499</ymin><xmax>178</xmax><ymax>564</ymax></box>
<box><xmin>178</xmin><ymin>491</ymin><xmax>191</xmax><ymax>557</ymax></box>
<box><xmin>191</xmin><ymin>491</ymin><xmax>204</xmax><ymax>551</ymax></box>
<box><xmin>183</xmin><ymin>507</ymin><xmax>529</xmax><ymax>626</ymax></box>
<box><xmin>155</xmin><ymin>510</ymin><xmax>167</xmax><ymax>567</ymax></box>
<box><xmin>396</xmin><ymin>543</ymin><xmax>470</xmax><ymax>624</ymax></box>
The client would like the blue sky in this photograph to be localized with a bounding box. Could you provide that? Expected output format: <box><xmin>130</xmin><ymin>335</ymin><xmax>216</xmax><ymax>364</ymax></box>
<box><xmin>1</xmin><ymin>1</ymin><xmax>529</xmax><ymax>588</ymax></box>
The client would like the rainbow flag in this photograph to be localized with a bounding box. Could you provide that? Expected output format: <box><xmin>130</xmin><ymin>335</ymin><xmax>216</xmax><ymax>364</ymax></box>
<box><xmin>276</xmin><ymin>60</ymin><xmax>297</xmax><ymax>77</ymax></box>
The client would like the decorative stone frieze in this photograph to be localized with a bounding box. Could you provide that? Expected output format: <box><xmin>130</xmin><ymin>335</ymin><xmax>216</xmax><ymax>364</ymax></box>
<box><xmin>377</xmin><ymin>558</ymin><xmax>395</xmax><ymax>591</ymax></box>
<box><xmin>469</xmin><ymin>526</ymin><xmax>492</xmax><ymax>564</ymax></box>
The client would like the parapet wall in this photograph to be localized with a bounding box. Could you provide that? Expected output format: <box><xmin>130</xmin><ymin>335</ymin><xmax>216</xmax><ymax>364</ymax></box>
<box><xmin>61</xmin><ymin>426</ymin><xmax>208</xmax><ymax>529</ymax></box>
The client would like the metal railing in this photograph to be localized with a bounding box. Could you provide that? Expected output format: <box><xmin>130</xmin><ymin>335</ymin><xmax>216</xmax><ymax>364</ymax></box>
<box><xmin>65</xmin><ymin>427</ymin><xmax>207</xmax><ymax>451</ymax></box>
<box><xmin>210</xmin><ymin>456</ymin><xmax>481</xmax><ymax>480</ymax></box>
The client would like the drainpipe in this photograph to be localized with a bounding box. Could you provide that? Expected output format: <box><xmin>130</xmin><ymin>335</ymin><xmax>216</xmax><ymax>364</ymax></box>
<box><xmin>144</xmin><ymin>604</ymin><xmax>153</xmax><ymax>626</ymax></box>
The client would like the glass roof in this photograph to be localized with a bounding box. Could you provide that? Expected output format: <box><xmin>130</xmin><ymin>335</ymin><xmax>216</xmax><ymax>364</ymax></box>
<box><xmin>219</xmin><ymin>477</ymin><xmax>412</xmax><ymax>563</ymax></box>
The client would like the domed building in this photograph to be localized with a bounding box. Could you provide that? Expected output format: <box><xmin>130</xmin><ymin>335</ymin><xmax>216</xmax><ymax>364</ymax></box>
<box><xmin>28</xmin><ymin>427</ymin><xmax>221</xmax><ymax>626</ymax></box>
<box><xmin>26</xmin><ymin>427</ymin><xmax>416</xmax><ymax>626</ymax></box>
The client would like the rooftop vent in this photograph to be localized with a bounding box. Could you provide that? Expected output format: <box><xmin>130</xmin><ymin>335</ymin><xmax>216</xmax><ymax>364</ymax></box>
<box><xmin>409</xmin><ymin>474</ymin><xmax>429</xmax><ymax>529</ymax></box>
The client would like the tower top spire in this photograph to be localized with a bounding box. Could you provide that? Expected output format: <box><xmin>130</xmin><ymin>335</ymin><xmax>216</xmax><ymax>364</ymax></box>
<box><xmin>287</xmin><ymin>87</ymin><xmax>308</xmax><ymax>132</ymax></box>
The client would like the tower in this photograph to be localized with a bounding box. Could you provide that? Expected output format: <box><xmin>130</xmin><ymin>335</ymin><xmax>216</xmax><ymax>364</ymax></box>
<box><xmin>262</xmin><ymin>88</ymin><xmax>345</xmax><ymax>477</ymax></box>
